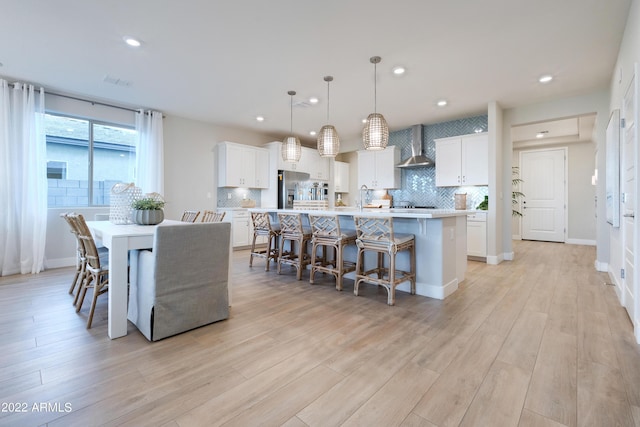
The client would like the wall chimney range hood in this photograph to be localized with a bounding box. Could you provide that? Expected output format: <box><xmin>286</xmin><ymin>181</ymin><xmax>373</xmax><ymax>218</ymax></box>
<box><xmin>396</xmin><ymin>125</ymin><xmax>435</xmax><ymax>168</ymax></box>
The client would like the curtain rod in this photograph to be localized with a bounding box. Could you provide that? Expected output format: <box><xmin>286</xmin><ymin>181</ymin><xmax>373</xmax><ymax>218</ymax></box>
<box><xmin>6</xmin><ymin>81</ymin><xmax>150</xmax><ymax>114</ymax></box>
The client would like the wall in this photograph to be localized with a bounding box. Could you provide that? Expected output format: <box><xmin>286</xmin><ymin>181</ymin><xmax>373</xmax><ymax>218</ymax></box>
<box><xmin>607</xmin><ymin>0</ymin><xmax>640</xmax><ymax>328</ymax></box>
<box><xmin>502</xmin><ymin>90</ymin><xmax>610</xmax><ymax>265</ymax></box>
<box><xmin>44</xmin><ymin>105</ymin><xmax>273</xmax><ymax>267</ymax></box>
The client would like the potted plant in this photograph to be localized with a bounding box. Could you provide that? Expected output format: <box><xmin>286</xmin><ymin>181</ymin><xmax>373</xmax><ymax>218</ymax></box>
<box><xmin>512</xmin><ymin>166</ymin><xmax>525</xmax><ymax>217</ymax></box>
<box><xmin>131</xmin><ymin>197</ymin><xmax>165</xmax><ymax>225</ymax></box>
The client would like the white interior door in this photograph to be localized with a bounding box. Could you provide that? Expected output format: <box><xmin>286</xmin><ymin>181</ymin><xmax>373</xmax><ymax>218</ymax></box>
<box><xmin>622</xmin><ymin>71</ymin><xmax>637</xmax><ymax>336</ymax></box>
<box><xmin>521</xmin><ymin>148</ymin><xmax>566</xmax><ymax>242</ymax></box>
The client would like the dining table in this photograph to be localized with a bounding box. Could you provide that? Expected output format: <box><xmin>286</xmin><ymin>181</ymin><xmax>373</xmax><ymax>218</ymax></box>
<box><xmin>87</xmin><ymin>219</ymin><xmax>234</xmax><ymax>339</ymax></box>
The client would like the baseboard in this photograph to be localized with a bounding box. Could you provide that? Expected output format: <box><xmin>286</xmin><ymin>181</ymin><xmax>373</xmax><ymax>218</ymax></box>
<box><xmin>397</xmin><ymin>278</ymin><xmax>458</xmax><ymax>300</ymax></box>
<box><xmin>594</xmin><ymin>260</ymin><xmax>608</xmax><ymax>273</ymax></box>
<box><xmin>44</xmin><ymin>257</ymin><xmax>76</xmax><ymax>270</ymax></box>
<box><xmin>512</xmin><ymin>235</ymin><xmax>522</xmax><ymax>240</ymax></box>
<box><xmin>486</xmin><ymin>252</ymin><xmax>506</xmax><ymax>265</ymax></box>
<box><xmin>566</xmin><ymin>238</ymin><xmax>596</xmax><ymax>246</ymax></box>
<box><xmin>503</xmin><ymin>251</ymin><xmax>515</xmax><ymax>261</ymax></box>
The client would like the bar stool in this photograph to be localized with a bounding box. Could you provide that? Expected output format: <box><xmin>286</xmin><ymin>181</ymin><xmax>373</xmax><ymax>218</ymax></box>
<box><xmin>249</xmin><ymin>212</ymin><xmax>281</xmax><ymax>271</ymax></box>
<box><xmin>308</xmin><ymin>214</ymin><xmax>357</xmax><ymax>291</ymax></box>
<box><xmin>353</xmin><ymin>216</ymin><xmax>416</xmax><ymax>305</ymax></box>
<box><xmin>277</xmin><ymin>213</ymin><xmax>312</xmax><ymax>280</ymax></box>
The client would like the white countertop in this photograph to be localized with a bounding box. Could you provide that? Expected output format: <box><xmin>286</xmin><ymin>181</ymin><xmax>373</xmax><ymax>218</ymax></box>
<box><xmin>249</xmin><ymin>207</ymin><xmax>472</xmax><ymax>219</ymax></box>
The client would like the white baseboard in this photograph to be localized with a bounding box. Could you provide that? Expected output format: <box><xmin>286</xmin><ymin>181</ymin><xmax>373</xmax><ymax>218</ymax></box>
<box><xmin>44</xmin><ymin>257</ymin><xmax>76</xmax><ymax>270</ymax></box>
<box><xmin>486</xmin><ymin>252</ymin><xmax>506</xmax><ymax>265</ymax></box>
<box><xmin>566</xmin><ymin>238</ymin><xmax>596</xmax><ymax>246</ymax></box>
<box><xmin>512</xmin><ymin>235</ymin><xmax>522</xmax><ymax>240</ymax></box>
<box><xmin>594</xmin><ymin>260</ymin><xmax>608</xmax><ymax>272</ymax></box>
<box><xmin>503</xmin><ymin>251</ymin><xmax>515</xmax><ymax>261</ymax></box>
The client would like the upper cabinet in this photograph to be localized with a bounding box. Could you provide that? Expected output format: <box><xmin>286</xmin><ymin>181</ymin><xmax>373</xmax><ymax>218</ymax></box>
<box><xmin>435</xmin><ymin>133</ymin><xmax>488</xmax><ymax>187</ymax></box>
<box><xmin>334</xmin><ymin>161</ymin><xmax>350</xmax><ymax>193</ymax></box>
<box><xmin>357</xmin><ymin>146</ymin><xmax>401</xmax><ymax>189</ymax></box>
<box><xmin>217</xmin><ymin>141</ymin><xmax>269</xmax><ymax>188</ymax></box>
<box><xmin>273</xmin><ymin>143</ymin><xmax>329</xmax><ymax>181</ymax></box>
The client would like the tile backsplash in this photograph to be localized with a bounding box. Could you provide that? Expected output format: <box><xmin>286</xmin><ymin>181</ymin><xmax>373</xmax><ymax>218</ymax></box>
<box><xmin>388</xmin><ymin>114</ymin><xmax>489</xmax><ymax>209</ymax></box>
<box><xmin>217</xmin><ymin>188</ymin><xmax>261</xmax><ymax>208</ymax></box>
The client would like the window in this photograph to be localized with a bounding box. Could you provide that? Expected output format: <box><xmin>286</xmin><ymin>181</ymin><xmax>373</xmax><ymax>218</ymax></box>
<box><xmin>45</xmin><ymin>113</ymin><xmax>137</xmax><ymax>207</ymax></box>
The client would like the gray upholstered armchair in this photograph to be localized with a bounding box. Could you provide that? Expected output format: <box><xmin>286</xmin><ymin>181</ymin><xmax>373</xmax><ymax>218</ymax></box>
<box><xmin>128</xmin><ymin>222</ymin><xmax>231</xmax><ymax>341</ymax></box>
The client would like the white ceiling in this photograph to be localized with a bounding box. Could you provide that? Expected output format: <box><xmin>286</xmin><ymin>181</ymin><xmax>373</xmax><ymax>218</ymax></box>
<box><xmin>0</xmin><ymin>0</ymin><xmax>631</xmax><ymax>150</ymax></box>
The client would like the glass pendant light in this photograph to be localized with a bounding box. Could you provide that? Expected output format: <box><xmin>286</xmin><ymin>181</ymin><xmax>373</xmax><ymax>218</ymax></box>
<box><xmin>362</xmin><ymin>56</ymin><xmax>389</xmax><ymax>151</ymax></box>
<box><xmin>317</xmin><ymin>76</ymin><xmax>340</xmax><ymax>157</ymax></box>
<box><xmin>282</xmin><ymin>90</ymin><xmax>301</xmax><ymax>162</ymax></box>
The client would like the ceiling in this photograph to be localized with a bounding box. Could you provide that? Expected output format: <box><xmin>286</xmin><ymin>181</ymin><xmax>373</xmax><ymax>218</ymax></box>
<box><xmin>0</xmin><ymin>0</ymin><xmax>631</xmax><ymax>150</ymax></box>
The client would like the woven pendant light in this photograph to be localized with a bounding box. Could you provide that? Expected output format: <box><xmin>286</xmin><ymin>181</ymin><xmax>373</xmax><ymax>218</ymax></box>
<box><xmin>317</xmin><ymin>76</ymin><xmax>340</xmax><ymax>157</ymax></box>
<box><xmin>362</xmin><ymin>56</ymin><xmax>389</xmax><ymax>151</ymax></box>
<box><xmin>282</xmin><ymin>90</ymin><xmax>301</xmax><ymax>162</ymax></box>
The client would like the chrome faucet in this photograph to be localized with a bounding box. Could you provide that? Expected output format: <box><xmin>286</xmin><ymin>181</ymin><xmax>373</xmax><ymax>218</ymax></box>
<box><xmin>359</xmin><ymin>184</ymin><xmax>369</xmax><ymax>211</ymax></box>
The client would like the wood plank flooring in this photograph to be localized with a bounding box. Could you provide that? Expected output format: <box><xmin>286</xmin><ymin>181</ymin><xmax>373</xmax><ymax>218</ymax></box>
<box><xmin>1</xmin><ymin>240</ymin><xmax>640</xmax><ymax>426</ymax></box>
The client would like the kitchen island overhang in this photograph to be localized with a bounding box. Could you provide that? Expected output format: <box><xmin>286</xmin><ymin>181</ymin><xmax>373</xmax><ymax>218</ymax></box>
<box><xmin>249</xmin><ymin>208</ymin><xmax>470</xmax><ymax>300</ymax></box>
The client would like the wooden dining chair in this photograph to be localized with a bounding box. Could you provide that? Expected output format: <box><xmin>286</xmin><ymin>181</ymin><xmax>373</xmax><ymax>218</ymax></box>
<box><xmin>68</xmin><ymin>213</ymin><xmax>110</xmax><ymax>328</ymax></box>
<box><xmin>60</xmin><ymin>212</ymin><xmax>86</xmax><ymax>298</ymax></box>
<box><xmin>201</xmin><ymin>210</ymin><xmax>226</xmax><ymax>222</ymax></box>
<box><xmin>180</xmin><ymin>210</ymin><xmax>200</xmax><ymax>222</ymax></box>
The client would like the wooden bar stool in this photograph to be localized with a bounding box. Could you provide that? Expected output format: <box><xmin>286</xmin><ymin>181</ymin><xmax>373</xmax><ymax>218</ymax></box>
<box><xmin>308</xmin><ymin>214</ymin><xmax>356</xmax><ymax>291</ymax></box>
<box><xmin>180</xmin><ymin>210</ymin><xmax>200</xmax><ymax>222</ymax></box>
<box><xmin>277</xmin><ymin>213</ymin><xmax>312</xmax><ymax>280</ymax></box>
<box><xmin>353</xmin><ymin>216</ymin><xmax>416</xmax><ymax>305</ymax></box>
<box><xmin>250</xmin><ymin>212</ymin><xmax>281</xmax><ymax>271</ymax></box>
<box><xmin>201</xmin><ymin>210</ymin><xmax>225</xmax><ymax>222</ymax></box>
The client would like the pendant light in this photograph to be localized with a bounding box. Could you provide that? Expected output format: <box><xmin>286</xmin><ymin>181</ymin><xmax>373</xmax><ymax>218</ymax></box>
<box><xmin>282</xmin><ymin>90</ymin><xmax>301</xmax><ymax>162</ymax></box>
<box><xmin>362</xmin><ymin>56</ymin><xmax>389</xmax><ymax>151</ymax></box>
<box><xmin>317</xmin><ymin>76</ymin><xmax>340</xmax><ymax>157</ymax></box>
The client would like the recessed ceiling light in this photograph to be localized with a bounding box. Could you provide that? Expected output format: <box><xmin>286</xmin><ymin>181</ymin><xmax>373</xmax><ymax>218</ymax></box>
<box><xmin>392</xmin><ymin>66</ymin><xmax>406</xmax><ymax>76</ymax></box>
<box><xmin>256</xmin><ymin>116</ymin><xmax>265</xmax><ymax>122</ymax></box>
<box><xmin>309</xmin><ymin>131</ymin><xmax>317</xmax><ymax>136</ymax></box>
<box><xmin>436</xmin><ymin>100</ymin><xmax>448</xmax><ymax>107</ymax></box>
<box><xmin>309</xmin><ymin>97</ymin><xmax>319</xmax><ymax>104</ymax></box>
<box><xmin>362</xmin><ymin>118</ymin><xmax>367</xmax><ymax>124</ymax></box>
<box><xmin>123</xmin><ymin>36</ymin><xmax>142</xmax><ymax>47</ymax></box>
<box><xmin>538</xmin><ymin>75</ymin><xmax>553</xmax><ymax>83</ymax></box>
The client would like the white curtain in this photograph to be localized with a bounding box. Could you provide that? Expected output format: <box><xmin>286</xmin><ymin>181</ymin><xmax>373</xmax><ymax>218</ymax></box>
<box><xmin>0</xmin><ymin>80</ymin><xmax>47</xmax><ymax>276</ymax></box>
<box><xmin>135</xmin><ymin>110</ymin><xmax>164</xmax><ymax>195</ymax></box>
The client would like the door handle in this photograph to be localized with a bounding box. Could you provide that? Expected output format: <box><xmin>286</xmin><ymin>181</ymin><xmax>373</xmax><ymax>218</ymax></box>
<box><xmin>624</xmin><ymin>213</ymin><xmax>635</xmax><ymax>218</ymax></box>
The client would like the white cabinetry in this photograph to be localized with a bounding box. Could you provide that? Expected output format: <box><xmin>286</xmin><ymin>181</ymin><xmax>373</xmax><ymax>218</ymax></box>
<box><xmin>225</xmin><ymin>210</ymin><xmax>252</xmax><ymax>248</ymax></box>
<box><xmin>218</xmin><ymin>141</ymin><xmax>269</xmax><ymax>188</ymax></box>
<box><xmin>467</xmin><ymin>211</ymin><xmax>487</xmax><ymax>259</ymax></box>
<box><xmin>334</xmin><ymin>161</ymin><xmax>350</xmax><ymax>192</ymax></box>
<box><xmin>274</xmin><ymin>143</ymin><xmax>329</xmax><ymax>180</ymax></box>
<box><xmin>435</xmin><ymin>133</ymin><xmax>488</xmax><ymax>187</ymax></box>
<box><xmin>357</xmin><ymin>146</ymin><xmax>401</xmax><ymax>189</ymax></box>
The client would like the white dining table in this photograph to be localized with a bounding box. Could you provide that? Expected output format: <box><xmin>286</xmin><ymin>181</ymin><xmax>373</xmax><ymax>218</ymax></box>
<box><xmin>86</xmin><ymin>220</ymin><xmax>181</xmax><ymax>339</ymax></box>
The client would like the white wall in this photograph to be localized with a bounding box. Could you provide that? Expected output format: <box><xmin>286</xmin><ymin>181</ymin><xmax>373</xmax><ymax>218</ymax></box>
<box><xmin>608</xmin><ymin>0</ymin><xmax>640</xmax><ymax>304</ymax></box>
<box><xmin>44</xmin><ymin>108</ymin><xmax>275</xmax><ymax>267</ymax></box>
<box><xmin>502</xmin><ymin>90</ymin><xmax>610</xmax><ymax>265</ymax></box>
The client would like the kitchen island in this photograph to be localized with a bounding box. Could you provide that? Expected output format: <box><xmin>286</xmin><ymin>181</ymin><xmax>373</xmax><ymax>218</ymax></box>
<box><xmin>249</xmin><ymin>208</ymin><xmax>469</xmax><ymax>300</ymax></box>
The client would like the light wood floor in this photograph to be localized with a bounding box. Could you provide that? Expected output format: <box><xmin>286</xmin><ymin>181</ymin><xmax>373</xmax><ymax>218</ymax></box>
<box><xmin>1</xmin><ymin>241</ymin><xmax>640</xmax><ymax>427</ymax></box>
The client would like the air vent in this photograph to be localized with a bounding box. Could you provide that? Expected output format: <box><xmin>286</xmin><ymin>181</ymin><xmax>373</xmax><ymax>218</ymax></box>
<box><xmin>103</xmin><ymin>75</ymin><xmax>132</xmax><ymax>87</ymax></box>
<box><xmin>293</xmin><ymin>100</ymin><xmax>313</xmax><ymax>108</ymax></box>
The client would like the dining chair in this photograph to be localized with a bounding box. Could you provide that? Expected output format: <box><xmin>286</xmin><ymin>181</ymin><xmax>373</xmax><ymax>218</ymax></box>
<box><xmin>180</xmin><ymin>210</ymin><xmax>201</xmax><ymax>222</ymax></box>
<box><xmin>353</xmin><ymin>216</ymin><xmax>416</xmax><ymax>305</ymax></box>
<box><xmin>68</xmin><ymin>213</ymin><xmax>110</xmax><ymax>328</ymax></box>
<box><xmin>201</xmin><ymin>210</ymin><xmax>226</xmax><ymax>222</ymax></box>
<box><xmin>60</xmin><ymin>212</ymin><xmax>86</xmax><ymax>298</ymax></box>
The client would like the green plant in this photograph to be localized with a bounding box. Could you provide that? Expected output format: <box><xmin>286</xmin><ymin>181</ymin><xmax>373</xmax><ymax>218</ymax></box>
<box><xmin>512</xmin><ymin>166</ymin><xmax>525</xmax><ymax>217</ymax></box>
<box><xmin>132</xmin><ymin>197</ymin><xmax>165</xmax><ymax>210</ymax></box>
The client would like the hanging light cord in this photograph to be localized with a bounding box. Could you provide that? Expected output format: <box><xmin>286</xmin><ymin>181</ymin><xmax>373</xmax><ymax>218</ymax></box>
<box><xmin>326</xmin><ymin>80</ymin><xmax>330</xmax><ymax>123</ymax></box>
<box><xmin>290</xmin><ymin>93</ymin><xmax>293</xmax><ymax>134</ymax></box>
<box><xmin>373</xmin><ymin>60</ymin><xmax>377</xmax><ymax>114</ymax></box>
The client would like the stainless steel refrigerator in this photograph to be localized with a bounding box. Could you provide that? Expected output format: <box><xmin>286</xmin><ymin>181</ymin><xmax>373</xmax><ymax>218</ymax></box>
<box><xmin>277</xmin><ymin>170</ymin><xmax>310</xmax><ymax>209</ymax></box>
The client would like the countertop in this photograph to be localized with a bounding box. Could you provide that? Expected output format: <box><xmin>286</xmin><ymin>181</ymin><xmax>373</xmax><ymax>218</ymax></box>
<box><xmin>248</xmin><ymin>207</ymin><xmax>472</xmax><ymax>219</ymax></box>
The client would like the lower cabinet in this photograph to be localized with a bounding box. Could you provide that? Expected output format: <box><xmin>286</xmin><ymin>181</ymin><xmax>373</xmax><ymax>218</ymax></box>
<box><xmin>225</xmin><ymin>209</ymin><xmax>267</xmax><ymax>249</ymax></box>
<box><xmin>467</xmin><ymin>211</ymin><xmax>487</xmax><ymax>259</ymax></box>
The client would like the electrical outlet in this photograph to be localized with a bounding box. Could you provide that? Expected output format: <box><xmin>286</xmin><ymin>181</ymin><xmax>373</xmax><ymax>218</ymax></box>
<box><xmin>227</xmin><ymin>193</ymin><xmax>232</xmax><ymax>200</ymax></box>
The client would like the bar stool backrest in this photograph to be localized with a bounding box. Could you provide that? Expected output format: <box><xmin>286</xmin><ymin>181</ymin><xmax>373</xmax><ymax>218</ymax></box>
<box><xmin>252</xmin><ymin>212</ymin><xmax>274</xmax><ymax>231</ymax></box>
<box><xmin>201</xmin><ymin>210</ymin><xmax>225</xmax><ymax>222</ymax></box>
<box><xmin>354</xmin><ymin>216</ymin><xmax>394</xmax><ymax>242</ymax></box>
<box><xmin>278</xmin><ymin>213</ymin><xmax>304</xmax><ymax>237</ymax></box>
<box><xmin>309</xmin><ymin>214</ymin><xmax>341</xmax><ymax>238</ymax></box>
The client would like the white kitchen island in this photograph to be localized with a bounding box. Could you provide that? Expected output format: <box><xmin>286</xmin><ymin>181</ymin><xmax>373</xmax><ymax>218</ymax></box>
<box><xmin>249</xmin><ymin>208</ymin><xmax>469</xmax><ymax>300</ymax></box>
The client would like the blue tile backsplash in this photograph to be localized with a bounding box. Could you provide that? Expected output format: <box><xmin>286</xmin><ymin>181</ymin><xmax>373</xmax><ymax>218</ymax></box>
<box><xmin>388</xmin><ymin>114</ymin><xmax>489</xmax><ymax>209</ymax></box>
